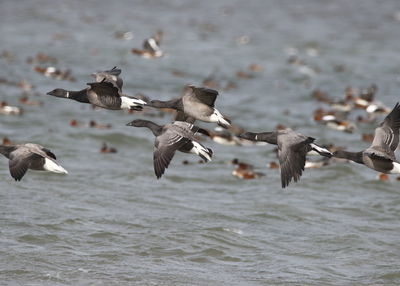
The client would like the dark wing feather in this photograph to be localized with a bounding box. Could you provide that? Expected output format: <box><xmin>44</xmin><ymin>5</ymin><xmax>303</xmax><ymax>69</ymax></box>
<box><xmin>41</xmin><ymin>148</ymin><xmax>56</xmax><ymax>160</ymax></box>
<box><xmin>278</xmin><ymin>141</ymin><xmax>308</xmax><ymax>188</ymax></box>
<box><xmin>153</xmin><ymin>130</ymin><xmax>190</xmax><ymax>178</ymax></box>
<box><xmin>192</xmin><ymin>87</ymin><xmax>219</xmax><ymax>107</ymax></box>
<box><xmin>9</xmin><ymin>153</ymin><xmax>41</xmax><ymax>181</ymax></box>
<box><xmin>93</xmin><ymin>67</ymin><xmax>123</xmax><ymax>91</ymax></box>
<box><xmin>87</xmin><ymin>82</ymin><xmax>121</xmax><ymax>97</ymax></box>
<box><xmin>153</xmin><ymin>146</ymin><xmax>176</xmax><ymax>179</ymax></box>
<box><xmin>371</xmin><ymin>103</ymin><xmax>400</xmax><ymax>153</ymax></box>
<box><xmin>87</xmin><ymin>82</ymin><xmax>122</xmax><ymax>108</ymax></box>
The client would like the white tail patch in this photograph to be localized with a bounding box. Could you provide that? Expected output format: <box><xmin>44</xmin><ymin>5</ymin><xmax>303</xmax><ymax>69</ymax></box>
<box><xmin>190</xmin><ymin>141</ymin><xmax>212</xmax><ymax>162</ymax></box>
<box><xmin>43</xmin><ymin>158</ymin><xmax>68</xmax><ymax>174</ymax></box>
<box><xmin>390</xmin><ymin>162</ymin><xmax>400</xmax><ymax>174</ymax></box>
<box><xmin>310</xmin><ymin>143</ymin><xmax>332</xmax><ymax>157</ymax></box>
<box><xmin>210</xmin><ymin>108</ymin><xmax>231</xmax><ymax>127</ymax></box>
<box><xmin>120</xmin><ymin>97</ymin><xmax>147</xmax><ymax>110</ymax></box>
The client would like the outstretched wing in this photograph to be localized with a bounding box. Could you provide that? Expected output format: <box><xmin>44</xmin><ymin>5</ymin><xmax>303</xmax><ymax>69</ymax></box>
<box><xmin>87</xmin><ymin>81</ymin><xmax>120</xmax><ymax>97</ymax></box>
<box><xmin>87</xmin><ymin>81</ymin><xmax>122</xmax><ymax>109</ymax></box>
<box><xmin>188</xmin><ymin>86</ymin><xmax>219</xmax><ymax>107</ymax></box>
<box><xmin>370</xmin><ymin>102</ymin><xmax>400</xmax><ymax>153</ymax></box>
<box><xmin>92</xmin><ymin>67</ymin><xmax>123</xmax><ymax>92</ymax></box>
<box><xmin>277</xmin><ymin>133</ymin><xmax>311</xmax><ymax>188</ymax></box>
<box><xmin>153</xmin><ymin>129</ymin><xmax>190</xmax><ymax>178</ymax></box>
<box><xmin>278</xmin><ymin>146</ymin><xmax>307</xmax><ymax>188</ymax></box>
<box><xmin>8</xmin><ymin>151</ymin><xmax>41</xmax><ymax>181</ymax></box>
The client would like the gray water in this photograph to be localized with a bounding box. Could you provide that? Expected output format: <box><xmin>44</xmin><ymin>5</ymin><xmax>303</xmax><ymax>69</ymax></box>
<box><xmin>1</xmin><ymin>0</ymin><xmax>400</xmax><ymax>285</ymax></box>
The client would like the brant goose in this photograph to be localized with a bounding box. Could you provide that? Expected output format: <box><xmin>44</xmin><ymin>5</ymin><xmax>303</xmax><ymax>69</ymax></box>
<box><xmin>0</xmin><ymin>143</ymin><xmax>68</xmax><ymax>181</ymax></box>
<box><xmin>149</xmin><ymin>85</ymin><xmax>231</xmax><ymax>128</ymax></box>
<box><xmin>47</xmin><ymin>80</ymin><xmax>146</xmax><ymax>111</ymax></box>
<box><xmin>333</xmin><ymin>102</ymin><xmax>400</xmax><ymax>174</ymax></box>
<box><xmin>126</xmin><ymin>119</ymin><xmax>213</xmax><ymax>179</ymax></box>
<box><xmin>239</xmin><ymin>129</ymin><xmax>332</xmax><ymax>188</ymax></box>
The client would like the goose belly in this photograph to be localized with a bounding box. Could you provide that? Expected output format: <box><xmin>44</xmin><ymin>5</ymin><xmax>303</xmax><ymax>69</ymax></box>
<box><xmin>184</xmin><ymin>104</ymin><xmax>212</xmax><ymax>122</ymax></box>
<box><xmin>363</xmin><ymin>156</ymin><xmax>396</xmax><ymax>173</ymax></box>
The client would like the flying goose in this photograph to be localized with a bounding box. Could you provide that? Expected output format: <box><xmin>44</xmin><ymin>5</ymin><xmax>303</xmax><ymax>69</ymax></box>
<box><xmin>0</xmin><ymin>143</ymin><xmax>68</xmax><ymax>181</ymax></box>
<box><xmin>126</xmin><ymin>119</ymin><xmax>213</xmax><ymax>179</ymax></box>
<box><xmin>333</xmin><ymin>102</ymin><xmax>400</xmax><ymax>174</ymax></box>
<box><xmin>149</xmin><ymin>85</ymin><xmax>231</xmax><ymax>128</ymax></box>
<box><xmin>47</xmin><ymin>80</ymin><xmax>146</xmax><ymax>111</ymax></box>
<box><xmin>239</xmin><ymin>129</ymin><xmax>332</xmax><ymax>188</ymax></box>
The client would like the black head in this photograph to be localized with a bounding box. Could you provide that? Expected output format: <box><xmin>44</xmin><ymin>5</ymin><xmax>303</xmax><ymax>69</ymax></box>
<box><xmin>126</xmin><ymin>119</ymin><xmax>148</xmax><ymax>127</ymax></box>
<box><xmin>47</xmin><ymin>88</ymin><xmax>69</xmax><ymax>98</ymax></box>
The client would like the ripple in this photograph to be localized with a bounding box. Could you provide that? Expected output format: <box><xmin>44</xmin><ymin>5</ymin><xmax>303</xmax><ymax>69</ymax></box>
<box><xmin>17</xmin><ymin>234</ymin><xmax>60</xmax><ymax>244</ymax></box>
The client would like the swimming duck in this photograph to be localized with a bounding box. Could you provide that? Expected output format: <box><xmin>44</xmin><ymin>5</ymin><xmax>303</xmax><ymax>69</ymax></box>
<box><xmin>47</xmin><ymin>80</ymin><xmax>146</xmax><ymax>111</ymax></box>
<box><xmin>0</xmin><ymin>143</ymin><xmax>68</xmax><ymax>181</ymax></box>
<box><xmin>239</xmin><ymin>129</ymin><xmax>332</xmax><ymax>188</ymax></box>
<box><xmin>131</xmin><ymin>30</ymin><xmax>164</xmax><ymax>59</ymax></box>
<box><xmin>34</xmin><ymin>66</ymin><xmax>75</xmax><ymax>81</ymax></box>
<box><xmin>201</xmin><ymin>127</ymin><xmax>243</xmax><ymax>146</ymax></box>
<box><xmin>89</xmin><ymin>120</ymin><xmax>112</xmax><ymax>129</ymax></box>
<box><xmin>0</xmin><ymin>101</ymin><xmax>23</xmax><ymax>115</ymax></box>
<box><xmin>333</xmin><ymin>103</ymin><xmax>400</xmax><ymax>174</ymax></box>
<box><xmin>18</xmin><ymin>95</ymin><xmax>43</xmax><ymax>106</ymax></box>
<box><xmin>126</xmin><ymin>119</ymin><xmax>212</xmax><ymax>179</ymax></box>
<box><xmin>231</xmin><ymin>158</ymin><xmax>265</xmax><ymax>179</ymax></box>
<box><xmin>100</xmin><ymin>142</ymin><xmax>117</xmax><ymax>154</ymax></box>
<box><xmin>304</xmin><ymin>158</ymin><xmax>329</xmax><ymax>169</ymax></box>
<box><xmin>149</xmin><ymin>85</ymin><xmax>231</xmax><ymax>128</ymax></box>
<box><xmin>313</xmin><ymin>108</ymin><xmax>355</xmax><ymax>133</ymax></box>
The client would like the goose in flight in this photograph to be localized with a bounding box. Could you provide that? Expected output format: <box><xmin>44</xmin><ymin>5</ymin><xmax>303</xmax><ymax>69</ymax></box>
<box><xmin>126</xmin><ymin>119</ymin><xmax>212</xmax><ymax>179</ymax></box>
<box><xmin>333</xmin><ymin>102</ymin><xmax>400</xmax><ymax>174</ymax></box>
<box><xmin>0</xmin><ymin>143</ymin><xmax>68</xmax><ymax>181</ymax></box>
<box><xmin>149</xmin><ymin>85</ymin><xmax>231</xmax><ymax>128</ymax></box>
<box><xmin>239</xmin><ymin>129</ymin><xmax>332</xmax><ymax>188</ymax></box>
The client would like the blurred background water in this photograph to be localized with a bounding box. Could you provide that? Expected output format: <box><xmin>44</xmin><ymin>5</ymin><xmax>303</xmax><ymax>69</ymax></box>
<box><xmin>1</xmin><ymin>0</ymin><xmax>400</xmax><ymax>285</ymax></box>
